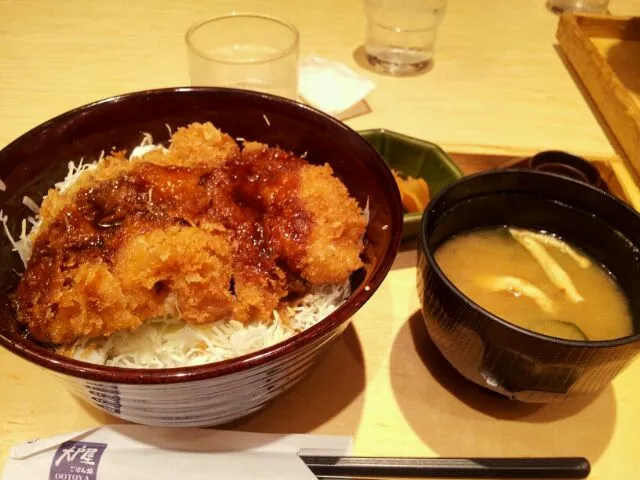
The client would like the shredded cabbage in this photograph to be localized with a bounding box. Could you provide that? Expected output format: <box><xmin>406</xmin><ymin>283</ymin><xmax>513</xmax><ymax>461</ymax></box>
<box><xmin>22</xmin><ymin>196</ymin><xmax>40</xmax><ymax>214</ymax></box>
<box><xmin>1</xmin><ymin>214</ymin><xmax>33</xmax><ymax>267</ymax></box>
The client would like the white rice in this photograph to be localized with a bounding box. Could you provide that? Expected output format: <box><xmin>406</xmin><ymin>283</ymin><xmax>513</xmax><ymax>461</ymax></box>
<box><xmin>2</xmin><ymin>133</ymin><xmax>355</xmax><ymax>369</ymax></box>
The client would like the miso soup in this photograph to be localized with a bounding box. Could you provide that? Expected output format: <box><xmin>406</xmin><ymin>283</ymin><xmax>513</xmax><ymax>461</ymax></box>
<box><xmin>434</xmin><ymin>227</ymin><xmax>633</xmax><ymax>341</ymax></box>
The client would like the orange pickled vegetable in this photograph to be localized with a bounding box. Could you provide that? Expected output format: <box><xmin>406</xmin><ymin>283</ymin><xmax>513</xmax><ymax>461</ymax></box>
<box><xmin>392</xmin><ymin>170</ymin><xmax>430</xmax><ymax>213</ymax></box>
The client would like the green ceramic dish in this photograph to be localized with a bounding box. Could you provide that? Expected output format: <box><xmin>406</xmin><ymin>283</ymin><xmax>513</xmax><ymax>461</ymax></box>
<box><xmin>359</xmin><ymin>129</ymin><xmax>464</xmax><ymax>238</ymax></box>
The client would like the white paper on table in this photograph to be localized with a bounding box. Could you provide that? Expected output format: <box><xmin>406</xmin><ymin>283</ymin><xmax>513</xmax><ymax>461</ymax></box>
<box><xmin>2</xmin><ymin>424</ymin><xmax>352</xmax><ymax>480</ymax></box>
<box><xmin>298</xmin><ymin>54</ymin><xmax>375</xmax><ymax>120</ymax></box>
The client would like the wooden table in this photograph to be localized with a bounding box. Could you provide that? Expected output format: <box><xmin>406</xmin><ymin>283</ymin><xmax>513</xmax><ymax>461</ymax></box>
<box><xmin>2</xmin><ymin>0</ymin><xmax>640</xmax><ymax>478</ymax></box>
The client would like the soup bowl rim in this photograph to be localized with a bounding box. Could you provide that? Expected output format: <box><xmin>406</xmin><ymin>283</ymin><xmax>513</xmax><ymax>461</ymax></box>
<box><xmin>419</xmin><ymin>168</ymin><xmax>640</xmax><ymax>349</ymax></box>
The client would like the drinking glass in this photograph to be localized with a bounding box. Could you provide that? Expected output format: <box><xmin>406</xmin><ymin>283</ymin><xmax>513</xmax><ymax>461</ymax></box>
<box><xmin>185</xmin><ymin>13</ymin><xmax>299</xmax><ymax>99</ymax></box>
<box><xmin>364</xmin><ymin>0</ymin><xmax>447</xmax><ymax>75</ymax></box>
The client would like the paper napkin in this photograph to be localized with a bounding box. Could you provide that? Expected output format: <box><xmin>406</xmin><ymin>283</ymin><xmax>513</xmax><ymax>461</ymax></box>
<box><xmin>3</xmin><ymin>424</ymin><xmax>352</xmax><ymax>480</ymax></box>
<box><xmin>298</xmin><ymin>54</ymin><xmax>375</xmax><ymax>120</ymax></box>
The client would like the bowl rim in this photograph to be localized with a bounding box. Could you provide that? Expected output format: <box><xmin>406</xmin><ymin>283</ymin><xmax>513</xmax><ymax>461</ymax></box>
<box><xmin>0</xmin><ymin>86</ymin><xmax>403</xmax><ymax>383</ymax></box>
<box><xmin>420</xmin><ymin>168</ymin><xmax>640</xmax><ymax>349</ymax></box>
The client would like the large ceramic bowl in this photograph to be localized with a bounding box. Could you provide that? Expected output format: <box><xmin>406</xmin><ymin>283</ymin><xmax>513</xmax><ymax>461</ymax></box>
<box><xmin>417</xmin><ymin>169</ymin><xmax>640</xmax><ymax>403</ymax></box>
<box><xmin>0</xmin><ymin>87</ymin><xmax>403</xmax><ymax>426</ymax></box>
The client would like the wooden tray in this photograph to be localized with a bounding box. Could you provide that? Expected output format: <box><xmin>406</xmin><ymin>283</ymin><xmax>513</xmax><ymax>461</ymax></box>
<box><xmin>446</xmin><ymin>148</ymin><xmax>639</xmax><ymax>209</ymax></box>
<box><xmin>556</xmin><ymin>13</ymin><xmax>640</xmax><ymax>181</ymax></box>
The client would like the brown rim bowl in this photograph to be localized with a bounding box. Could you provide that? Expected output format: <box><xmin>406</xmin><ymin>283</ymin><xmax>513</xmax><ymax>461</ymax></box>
<box><xmin>0</xmin><ymin>87</ymin><xmax>403</xmax><ymax>426</ymax></box>
<box><xmin>418</xmin><ymin>169</ymin><xmax>640</xmax><ymax>403</ymax></box>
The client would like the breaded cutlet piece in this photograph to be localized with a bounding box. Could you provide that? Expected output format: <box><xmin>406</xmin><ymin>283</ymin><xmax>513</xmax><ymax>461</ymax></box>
<box><xmin>240</xmin><ymin>143</ymin><xmax>365</xmax><ymax>285</ymax></box>
<box><xmin>240</xmin><ymin>141</ymin><xmax>267</xmax><ymax>155</ymax></box>
<box><xmin>16</xmin><ymin>260</ymin><xmax>140</xmax><ymax>345</ymax></box>
<box><xmin>295</xmin><ymin>164</ymin><xmax>366</xmax><ymax>284</ymax></box>
<box><xmin>39</xmin><ymin>122</ymin><xmax>236</xmax><ymax>228</ymax></box>
<box><xmin>131</xmin><ymin>123</ymin><xmax>238</xmax><ymax>170</ymax></box>
<box><xmin>113</xmin><ymin>225</ymin><xmax>234</xmax><ymax>326</ymax></box>
<box><xmin>161</xmin><ymin>122</ymin><xmax>239</xmax><ymax>169</ymax></box>
<box><xmin>232</xmin><ymin>267</ymin><xmax>288</xmax><ymax>322</ymax></box>
<box><xmin>38</xmin><ymin>152</ymin><xmax>132</xmax><ymax>229</ymax></box>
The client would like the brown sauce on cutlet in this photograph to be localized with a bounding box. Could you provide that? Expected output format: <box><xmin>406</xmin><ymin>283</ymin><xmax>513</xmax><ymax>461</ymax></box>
<box><xmin>16</xmin><ymin>145</ymin><xmax>314</xmax><ymax>331</ymax></box>
<box><xmin>225</xmin><ymin>146</ymin><xmax>312</xmax><ymax>274</ymax></box>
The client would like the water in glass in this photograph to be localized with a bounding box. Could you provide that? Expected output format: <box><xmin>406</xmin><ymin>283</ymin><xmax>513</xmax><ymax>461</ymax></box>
<box><xmin>364</xmin><ymin>0</ymin><xmax>447</xmax><ymax>75</ymax></box>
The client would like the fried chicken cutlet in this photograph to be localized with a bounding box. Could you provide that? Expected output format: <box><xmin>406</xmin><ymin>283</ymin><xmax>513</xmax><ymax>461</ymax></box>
<box><xmin>242</xmin><ymin>142</ymin><xmax>366</xmax><ymax>285</ymax></box>
<box><xmin>114</xmin><ymin>225</ymin><xmax>234</xmax><ymax>325</ymax></box>
<box><xmin>17</xmin><ymin>260</ymin><xmax>139</xmax><ymax>345</ymax></box>
<box><xmin>14</xmin><ymin>123</ymin><xmax>366</xmax><ymax>346</ymax></box>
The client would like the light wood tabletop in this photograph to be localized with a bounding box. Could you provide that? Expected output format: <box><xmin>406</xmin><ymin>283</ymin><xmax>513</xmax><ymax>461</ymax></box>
<box><xmin>2</xmin><ymin>0</ymin><xmax>640</xmax><ymax>478</ymax></box>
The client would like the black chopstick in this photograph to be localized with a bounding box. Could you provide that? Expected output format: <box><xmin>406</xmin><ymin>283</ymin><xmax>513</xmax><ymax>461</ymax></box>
<box><xmin>299</xmin><ymin>455</ymin><xmax>590</xmax><ymax>479</ymax></box>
